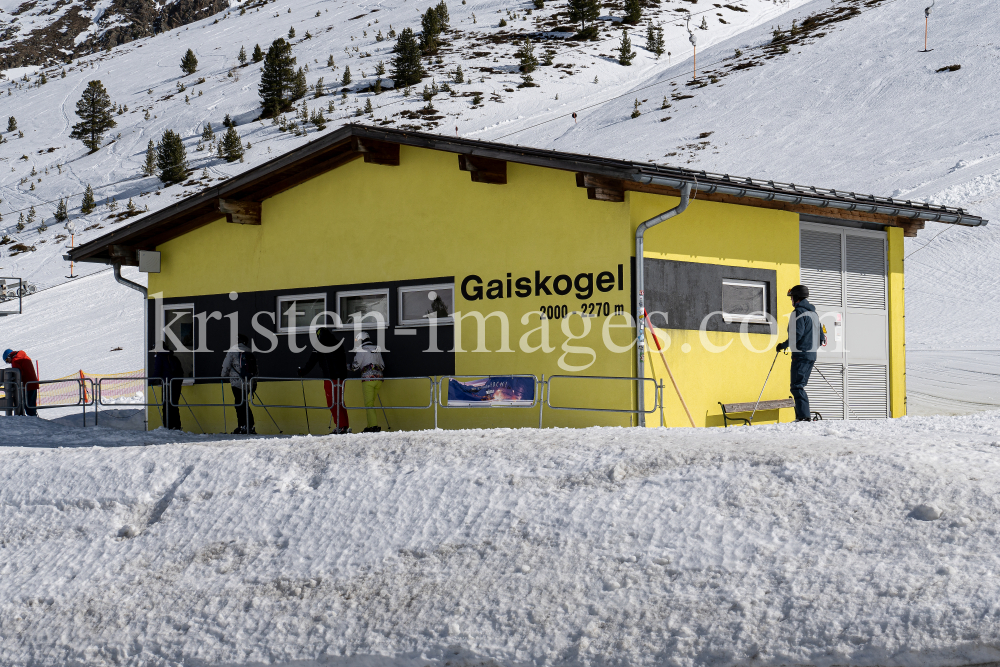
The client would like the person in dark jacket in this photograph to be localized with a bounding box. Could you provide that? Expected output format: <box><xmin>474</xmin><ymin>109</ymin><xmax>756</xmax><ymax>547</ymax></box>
<box><xmin>3</xmin><ymin>348</ymin><xmax>38</xmax><ymax>416</ymax></box>
<box><xmin>152</xmin><ymin>344</ymin><xmax>183</xmax><ymax>430</ymax></box>
<box><xmin>776</xmin><ymin>285</ymin><xmax>826</xmax><ymax>422</ymax></box>
<box><xmin>297</xmin><ymin>327</ymin><xmax>349</xmax><ymax>433</ymax></box>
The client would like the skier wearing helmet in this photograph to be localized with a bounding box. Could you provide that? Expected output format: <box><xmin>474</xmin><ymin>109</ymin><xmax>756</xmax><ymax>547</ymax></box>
<box><xmin>348</xmin><ymin>331</ymin><xmax>385</xmax><ymax>432</ymax></box>
<box><xmin>775</xmin><ymin>285</ymin><xmax>825</xmax><ymax>422</ymax></box>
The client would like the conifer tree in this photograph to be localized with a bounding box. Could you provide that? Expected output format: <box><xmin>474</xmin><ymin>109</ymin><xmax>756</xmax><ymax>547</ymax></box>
<box><xmin>617</xmin><ymin>30</ymin><xmax>636</xmax><ymax>65</ymax></box>
<box><xmin>142</xmin><ymin>139</ymin><xmax>157</xmax><ymax>176</ymax></box>
<box><xmin>201</xmin><ymin>122</ymin><xmax>214</xmax><ymax>141</ymax></box>
<box><xmin>315</xmin><ymin>77</ymin><xmax>325</xmax><ymax>97</ymax></box>
<box><xmin>223</xmin><ymin>113</ymin><xmax>233</xmax><ymax>128</ymax></box>
<box><xmin>26</xmin><ymin>207</ymin><xmax>36</xmax><ymax>225</ymax></box>
<box><xmin>327</xmin><ymin>54</ymin><xmax>335</xmax><ymax>68</ymax></box>
<box><xmin>180</xmin><ymin>48</ymin><xmax>198</xmax><ymax>75</ymax></box>
<box><xmin>342</xmin><ymin>65</ymin><xmax>352</xmax><ymax>86</ymax></box>
<box><xmin>291</xmin><ymin>67</ymin><xmax>308</xmax><ymax>100</ymax></box>
<box><xmin>54</xmin><ymin>198</ymin><xmax>68</xmax><ymax>222</ymax></box>
<box><xmin>516</xmin><ymin>41</ymin><xmax>538</xmax><ymax>86</ymax></box>
<box><xmin>252</xmin><ymin>44</ymin><xmax>264</xmax><ymax>63</ymax></box>
<box><xmin>16</xmin><ymin>212</ymin><xmax>25</xmax><ymax>232</ymax></box>
<box><xmin>70</xmin><ymin>80</ymin><xmax>117</xmax><ymax>153</ymax></box>
<box><xmin>644</xmin><ymin>22</ymin><xmax>665</xmax><ymax>58</ymax></box>
<box><xmin>238</xmin><ymin>45</ymin><xmax>248</xmax><ymax>66</ymax></box>
<box><xmin>623</xmin><ymin>0</ymin><xmax>641</xmax><ymax>24</ymax></box>
<box><xmin>391</xmin><ymin>28</ymin><xmax>426</xmax><ymax>88</ymax></box>
<box><xmin>221</xmin><ymin>126</ymin><xmax>244</xmax><ymax>162</ymax></box>
<box><xmin>81</xmin><ymin>184</ymin><xmax>96</xmax><ymax>214</ymax></box>
<box><xmin>258</xmin><ymin>38</ymin><xmax>296</xmax><ymax>117</ymax></box>
<box><xmin>288</xmin><ymin>26</ymin><xmax>296</xmax><ymax>39</ymax></box>
<box><xmin>156</xmin><ymin>129</ymin><xmax>188</xmax><ymax>184</ymax></box>
<box><xmin>567</xmin><ymin>0</ymin><xmax>600</xmax><ymax>33</ymax></box>
<box><xmin>6</xmin><ymin>116</ymin><xmax>15</xmax><ymax>132</ymax></box>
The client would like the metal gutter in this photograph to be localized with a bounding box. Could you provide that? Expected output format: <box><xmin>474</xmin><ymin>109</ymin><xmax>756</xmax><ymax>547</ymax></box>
<box><xmin>632</xmin><ymin>172</ymin><xmax>987</xmax><ymax>227</ymax></box>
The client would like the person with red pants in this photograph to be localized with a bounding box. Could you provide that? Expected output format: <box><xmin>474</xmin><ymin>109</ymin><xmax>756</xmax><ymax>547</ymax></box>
<box><xmin>297</xmin><ymin>328</ymin><xmax>349</xmax><ymax>433</ymax></box>
<box><xmin>3</xmin><ymin>349</ymin><xmax>38</xmax><ymax>416</ymax></box>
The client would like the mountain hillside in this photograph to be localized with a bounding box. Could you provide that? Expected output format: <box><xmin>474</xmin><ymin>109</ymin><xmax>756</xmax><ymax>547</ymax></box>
<box><xmin>0</xmin><ymin>0</ymin><xmax>995</xmax><ymax>377</ymax></box>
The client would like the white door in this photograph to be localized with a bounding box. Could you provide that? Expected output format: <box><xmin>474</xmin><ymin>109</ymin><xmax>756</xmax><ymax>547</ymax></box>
<box><xmin>799</xmin><ymin>222</ymin><xmax>889</xmax><ymax>419</ymax></box>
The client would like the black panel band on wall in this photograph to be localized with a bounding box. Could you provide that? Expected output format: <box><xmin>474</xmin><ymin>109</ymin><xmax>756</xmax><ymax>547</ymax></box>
<box><xmin>149</xmin><ymin>276</ymin><xmax>456</xmax><ymax>382</ymax></box>
<box><xmin>642</xmin><ymin>258</ymin><xmax>778</xmax><ymax>335</ymax></box>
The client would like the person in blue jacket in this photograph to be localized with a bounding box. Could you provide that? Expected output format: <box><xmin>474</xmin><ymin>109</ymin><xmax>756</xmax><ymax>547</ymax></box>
<box><xmin>776</xmin><ymin>285</ymin><xmax>826</xmax><ymax>422</ymax></box>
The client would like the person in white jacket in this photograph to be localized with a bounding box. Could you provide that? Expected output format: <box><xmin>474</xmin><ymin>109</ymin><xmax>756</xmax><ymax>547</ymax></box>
<box><xmin>349</xmin><ymin>331</ymin><xmax>385</xmax><ymax>432</ymax></box>
<box><xmin>221</xmin><ymin>334</ymin><xmax>256</xmax><ymax>434</ymax></box>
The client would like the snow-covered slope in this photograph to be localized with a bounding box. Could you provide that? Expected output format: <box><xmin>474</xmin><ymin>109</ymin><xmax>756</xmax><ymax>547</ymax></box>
<box><xmin>0</xmin><ymin>268</ymin><xmax>143</xmax><ymax>378</ymax></box>
<box><xmin>3</xmin><ymin>417</ymin><xmax>1000</xmax><ymax>666</ymax></box>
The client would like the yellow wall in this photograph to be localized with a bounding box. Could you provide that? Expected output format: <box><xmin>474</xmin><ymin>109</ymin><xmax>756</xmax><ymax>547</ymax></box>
<box><xmin>150</xmin><ymin>146</ymin><xmax>638</xmax><ymax>432</ymax></box>
<box><xmin>887</xmin><ymin>226</ymin><xmax>906</xmax><ymax>417</ymax></box>
<box><xmin>630</xmin><ymin>193</ymin><xmax>801</xmax><ymax>427</ymax></box>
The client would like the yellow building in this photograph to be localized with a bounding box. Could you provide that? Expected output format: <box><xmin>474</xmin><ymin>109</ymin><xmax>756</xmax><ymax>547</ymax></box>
<box><xmin>71</xmin><ymin>125</ymin><xmax>987</xmax><ymax>433</ymax></box>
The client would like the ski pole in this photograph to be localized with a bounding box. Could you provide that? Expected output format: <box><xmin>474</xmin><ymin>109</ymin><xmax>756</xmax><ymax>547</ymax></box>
<box><xmin>749</xmin><ymin>349</ymin><xmax>781</xmax><ymax>424</ymax></box>
<box><xmin>253</xmin><ymin>390</ymin><xmax>283</xmax><ymax>433</ymax></box>
<box><xmin>221</xmin><ymin>380</ymin><xmax>226</xmax><ymax>434</ymax></box>
<box><xmin>300</xmin><ymin>378</ymin><xmax>311</xmax><ymax>434</ymax></box>
<box><xmin>179</xmin><ymin>394</ymin><xmax>204</xmax><ymax>434</ymax></box>
<box><xmin>813</xmin><ymin>365</ymin><xmax>860</xmax><ymax>420</ymax></box>
<box><xmin>377</xmin><ymin>393</ymin><xmax>391</xmax><ymax>431</ymax></box>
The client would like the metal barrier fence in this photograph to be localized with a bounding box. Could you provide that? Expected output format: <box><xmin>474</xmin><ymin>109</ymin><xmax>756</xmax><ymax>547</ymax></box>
<box><xmin>168</xmin><ymin>376</ymin><xmax>245</xmax><ymax>434</ymax></box>
<box><xmin>38</xmin><ymin>373</ymin><xmax>672</xmax><ymax>434</ymax></box>
<box><xmin>341</xmin><ymin>376</ymin><xmax>438</xmax><ymax>427</ymax></box>
<box><xmin>96</xmin><ymin>376</ymin><xmax>165</xmax><ymax>428</ymax></box>
<box><xmin>544</xmin><ymin>375</ymin><xmax>665</xmax><ymax>427</ymax></box>
<box><xmin>251</xmin><ymin>377</ymin><xmax>341</xmax><ymax>435</ymax></box>
<box><xmin>33</xmin><ymin>377</ymin><xmax>95</xmax><ymax>427</ymax></box>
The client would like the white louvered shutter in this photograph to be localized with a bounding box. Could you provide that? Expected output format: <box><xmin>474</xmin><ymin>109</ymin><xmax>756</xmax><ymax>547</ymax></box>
<box><xmin>806</xmin><ymin>363</ymin><xmax>845</xmax><ymax>420</ymax></box>
<box><xmin>800</xmin><ymin>230</ymin><xmax>843</xmax><ymax>307</ymax></box>
<box><xmin>845</xmin><ymin>236</ymin><xmax>886</xmax><ymax>309</ymax></box>
<box><xmin>847</xmin><ymin>364</ymin><xmax>889</xmax><ymax>418</ymax></box>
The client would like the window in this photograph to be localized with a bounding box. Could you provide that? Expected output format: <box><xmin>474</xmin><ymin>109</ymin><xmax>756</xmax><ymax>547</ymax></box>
<box><xmin>722</xmin><ymin>279</ymin><xmax>768</xmax><ymax>324</ymax></box>
<box><xmin>161</xmin><ymin>304</ymin><xmax>195</xmax><ymax>383</ymax></box>
<box><xmin>276</xmin><ymin>293</ymin><xmax>328</xmax><ymax>333</ymax></box>
<box><xmin>337</xmin><ymin>289</ymin><xmax>389</xmax><ymax>328</ymax></box>
<box><xmin>398</xmin><ymin>284</ymin><xmax>454</xmax><ymax>325</ymax></box>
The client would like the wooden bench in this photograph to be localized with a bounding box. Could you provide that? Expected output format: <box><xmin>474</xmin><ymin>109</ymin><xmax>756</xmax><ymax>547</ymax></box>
<box><xmin>719</xmin><ymin>398</ymin><xmax>795</xmax><ymax>427</ymax></box>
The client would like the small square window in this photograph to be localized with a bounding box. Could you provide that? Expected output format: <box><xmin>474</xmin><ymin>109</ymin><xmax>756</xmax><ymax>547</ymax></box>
<box><xmin>398</xmin><ymin>284</ymin><xmax>454</xmax><ymax>325</ymax></box>
<box><xmin>337</xmin><ymin>289</ymin><xmax>389</xmax><ymax>329</ymax></box>
<box><xmin>277</xmin><ymin>294</ymin><xmax>328</xmax><ymax>333</ymax></box>
<box><xmin>722</xmin><ymin>279</ymin><xmax>768</xmax><ymax>324</ymax></box>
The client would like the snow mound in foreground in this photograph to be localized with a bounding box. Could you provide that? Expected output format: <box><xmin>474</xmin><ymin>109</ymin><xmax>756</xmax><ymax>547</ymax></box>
<box><xmin>2</xmin><ymin>416</ymin><xmax>1000</xmax><ymax>666</ymax></box>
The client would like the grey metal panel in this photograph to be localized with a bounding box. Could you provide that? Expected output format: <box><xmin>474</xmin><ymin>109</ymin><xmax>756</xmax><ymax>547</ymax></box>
<box><xmin>846</xmin><ymin>235</ymin><xmax>887</xmax><ymax>309</ymax></box>
<box><xmin>800</xmin><ymin>230</ymin><xmax>843</xmax><ymax>307</ymax></box>
<box><xmin>807</xmin><ymin>363</ymin><xmax>845</xmax><ymax>420</ymax></box>
<box><xmin>847</xmin><ymin>364</ymin><xmax>889</xmax><ymax>419</ymax></box>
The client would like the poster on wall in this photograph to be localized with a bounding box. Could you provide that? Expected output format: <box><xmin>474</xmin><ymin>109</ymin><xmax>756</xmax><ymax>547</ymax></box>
<box><xmin>447</xmin><ymin>376</ymin><xmax>535</xmax><ymax>406</ymax></box>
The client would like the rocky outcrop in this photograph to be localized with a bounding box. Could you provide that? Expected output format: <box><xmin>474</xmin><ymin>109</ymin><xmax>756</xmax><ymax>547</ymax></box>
<box><xmin>0</xmin><ymin>0</ymin><xmax>229</xmax><ymax>69</ymax></box>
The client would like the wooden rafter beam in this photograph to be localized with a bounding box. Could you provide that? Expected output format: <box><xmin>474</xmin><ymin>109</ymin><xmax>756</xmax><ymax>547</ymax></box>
<box><xmin>458</xmin><ymin>154</ymin><xmax>507</xmax><ymax>184</ymax></box>
<box><xmin>576</xmin><ymin>172</ymin><xmax>625</xmax><ymax>202</ymax></box>
<box><xmin>219</xmin><ymin>199</ymin><xmax>262</xmax><ymax>225</ymax></box>
<box><xmin>350</xmin><ymin>137</ymin><xmax>400</xmax><ymax>165</ymax></box>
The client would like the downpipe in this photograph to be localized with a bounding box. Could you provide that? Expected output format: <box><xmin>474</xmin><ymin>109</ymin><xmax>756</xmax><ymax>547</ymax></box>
<box><xmin>635</xmin><ymin>182</ymin><xmax>691</xmax><ymax>426</ymax></box>
<box><xmin>114</xmin><ymin>262</ymin><xmax>149</xmax><ymax>430</ymax></box>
